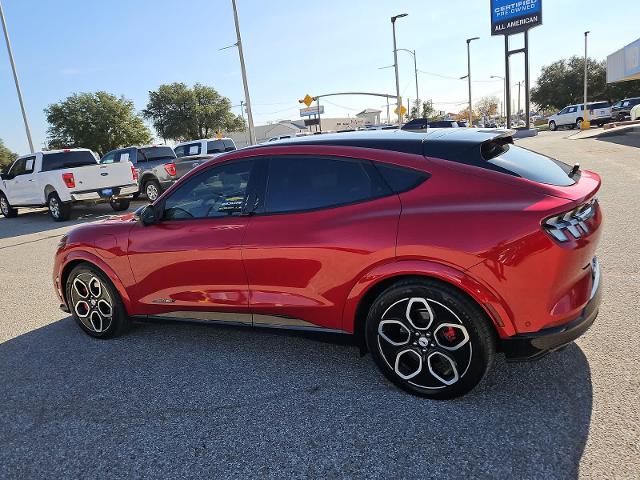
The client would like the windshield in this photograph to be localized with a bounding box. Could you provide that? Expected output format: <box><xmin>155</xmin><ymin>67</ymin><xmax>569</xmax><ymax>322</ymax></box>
<box><xmin>42</xmin><ymin>151</ymin><xmax>97</xmax><ymax>171</ymax></box>
<box><xmin>139</xmin><ymin>147</ymin><xmax>176</xmax><ymax>161</ymax></box>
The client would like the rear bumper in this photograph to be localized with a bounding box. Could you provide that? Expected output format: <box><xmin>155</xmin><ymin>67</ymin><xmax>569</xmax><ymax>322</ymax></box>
<box><xmin>500</xmin><ymin>258</ymin><xmax>602</xmax><ymax>361</ymax></box>
<box><xmin>70</xmin><ymin>184</ymin><xmax>138</xmax><ymax>201</ymax></box>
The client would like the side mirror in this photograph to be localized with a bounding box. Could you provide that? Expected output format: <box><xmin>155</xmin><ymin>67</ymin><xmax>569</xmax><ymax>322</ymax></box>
<box><xmin>137</xmin><ymin>204</ymin><xmax>159</xmax><ymax>226</ymax></box>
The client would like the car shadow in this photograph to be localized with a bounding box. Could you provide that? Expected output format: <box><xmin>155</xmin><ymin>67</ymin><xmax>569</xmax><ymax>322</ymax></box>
<box><xmin>0</xmin><ymin>318</ymin><xmax>592</xmax><ymax>478</ymax></box>
<box><xmin>0</xmin><ymin>201</ymin><xmax>147</xmax><ymax>242</ymax></box>
<box><xmin>595</xmin><ymin>130</ymin><xmax>640</xmax><ymax>148</ymax></box>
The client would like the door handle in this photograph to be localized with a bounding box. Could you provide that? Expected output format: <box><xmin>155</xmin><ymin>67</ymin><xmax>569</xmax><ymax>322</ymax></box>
<box><xmin>28</xmin><ymin>179</ymin><xmax>34</xmax><ymax>182</ymax></box>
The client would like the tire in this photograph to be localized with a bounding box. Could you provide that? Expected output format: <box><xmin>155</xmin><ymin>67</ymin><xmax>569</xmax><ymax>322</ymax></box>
<box><xmin>365</xmin><ymin>279</ymin><xmax>495</xmax><ymax>399</ymax></box>
<box><xmin>110</xmin><ymin>199</ymin><xmax>130</xmax><ymax>212</ymax></box>
<box><xmin>0</xmin><ymin>193</ymin><xmax>18</xmax><ymax>218</ymax></box>
<box><xmin>144</xmin><ymin>179</ymin><xmax>161</xmax><ymax>202</ymax></box>
<box><xmin>47</xmin><ymin>192</ymin><xmax>71</xmax><ymax>221</ymax></box>
<box><xmin>548</xmin><ymin>121</ymin><xmax>557</xmax><ymax>131</ymax></box>
<box><xmin>575</xmin><ymin>118</ymin><xmax>583</xmax><ymax>129</ymax></box>
<box><xmin>65</xmin><ymin>263</ymin><xmax>131</xmax><ymax>339</ymax></box>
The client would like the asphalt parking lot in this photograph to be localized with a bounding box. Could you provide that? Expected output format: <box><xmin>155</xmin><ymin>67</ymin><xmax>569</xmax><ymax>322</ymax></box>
<box><xmin>1</xmin><ymin>130</ymin><xmax>639</xmax><ymax>479</ymax></box>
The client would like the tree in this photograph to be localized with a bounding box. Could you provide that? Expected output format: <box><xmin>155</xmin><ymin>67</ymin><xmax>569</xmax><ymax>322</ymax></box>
<box><xmin>45</xmin><ymin>92</ymin><xmax>152</xmax><ymax>156</ymax></box>
<box><xmin>475</xmin><ymin>96</ymin><xmax>499</xmax><ymax>118</ymax></box>
<box><xmin>143</xmin><ymin>83</ymin><xmax>246</xmax><ymax>141</ymax></box>
<box><xmin>0</xmin><ymin>138</ymin><xmax>18</xmax><ymax>171</ymax></box>
<box><xmin>531</xmin><ymin>56</ymin><xmax>640</xmax><ymax>111</ymax></box>
<box><xmin>408</xmin><ymin>99</ymin><xmax>435</xmax><ymax>120</ymax></box>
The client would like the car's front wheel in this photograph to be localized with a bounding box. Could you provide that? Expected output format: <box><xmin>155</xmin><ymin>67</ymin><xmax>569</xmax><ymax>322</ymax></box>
<box><xmin>66</xmin><ymin>263</ymin><xmax>130</xmax><ymax>339</ymax></box>
<box><xmin>0</xmin><ymin>193</ymin><xmax>18</xmax><ymax>218</ymax></box>
<box><xmin>366</xmin><ymin>279</ymin><xmax>495</xmax><ymax>399</ymax></box>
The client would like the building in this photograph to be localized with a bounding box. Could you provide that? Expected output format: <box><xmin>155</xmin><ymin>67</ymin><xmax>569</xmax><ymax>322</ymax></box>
<box><xmin>355</xmin><ymin>108</ymin><xmax>382</xmax><ymax>126</ymax></box>
<box><xmin>607</xmin><ymin>37</ymin><xmax>640</xmax><ymax>83</ymax></box>
<box><xmin>228</xmin><ymin>120</ymin><xmax>307</xmax><ymax>147</ymax></box>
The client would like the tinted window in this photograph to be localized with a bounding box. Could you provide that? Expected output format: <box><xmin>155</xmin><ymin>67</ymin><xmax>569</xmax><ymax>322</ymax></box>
<box><xmin>174</xmin><ymin>146</ymin><xmax>186</xmax><ymax>158</ymax></box>
<box><xmin>207</xmin><ymin>140</ymin><xmax>225</xmax><ymax>154</ymax></box>
<box><xmin>375</xmin><ymin>163</ymin><xmax>429</xmax><ymax>193</ymax></box>
<box><xmin>485</xmin><ymin>143</ymin><xmax>575</xmax><ymax>187</ymax></box>
<box><xmin>265</xmin><ymin>156</ymin><xmax>390</xmax><ymax>213</ymax></box>
<box><xmin>223</xmin><ymin>140</ymin><xmax>236</xmax><ymax>151</ymax></box>
<box><xmin>139</xmin><ymin>147</ymin><xmax>176</xmax><ymax>161</ymax></box>
<box><xmin>41</xmin><ymin>151</ymin><xmax>97</xmax><ymax>171</ymax></box>
<box><xmin>163</xmin><ymin>160</ymin><xmax>253</xmax><ymax>220</ymax></box>
<box><xmin>590</xmin><ymin>102</ymin><xmax>609</xmax><ymax>109</ymax></box>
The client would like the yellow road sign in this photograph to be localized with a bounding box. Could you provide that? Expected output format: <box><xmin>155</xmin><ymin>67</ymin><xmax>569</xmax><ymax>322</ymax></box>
<box><xmin>301</xmin><ymin>94</ymin><xmax>314</xmax><ymax>107</ymax></box>
<box><xmin>394</xmin><ymin>105</ymin><xmax>407</xmax><ymax>116</ymax></box>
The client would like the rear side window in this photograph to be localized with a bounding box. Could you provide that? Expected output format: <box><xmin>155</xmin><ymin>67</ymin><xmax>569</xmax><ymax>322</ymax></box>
<box><xmin>375</xmin><ymin>163</ymin><xmax>429</xmax><ymax>193</ymax></box>
<box><xmin>174</xmin><ymin>146</ymin><xmax>186</xmax><ymax>158</ymax></box>
<box><xmin>482</xmin><ymin>142</ymin><xmax>575</xmax><ymax>186</ymax></box>
<box><xmin>42</xmin><ymin>151</ymin><xmax>97</xmax><ymax>171</ymax></box>
<box><xmin>265</xmin><ymin>156</ymin><xmax>391</xmax><ymax>213</ymax></box>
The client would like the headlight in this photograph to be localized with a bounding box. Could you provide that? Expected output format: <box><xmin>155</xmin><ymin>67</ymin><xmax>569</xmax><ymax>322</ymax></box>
<box><xmin>543</xmin><ymin>198</ymin><xmax>598</xmax><ymax>242</ymax></box>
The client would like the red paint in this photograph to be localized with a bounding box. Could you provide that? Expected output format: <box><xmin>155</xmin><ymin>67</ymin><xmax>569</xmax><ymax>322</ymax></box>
<box><xmin>53</xmin><ymin>144</ymin><xmax>602</xmax><ymax>341</ymax></box>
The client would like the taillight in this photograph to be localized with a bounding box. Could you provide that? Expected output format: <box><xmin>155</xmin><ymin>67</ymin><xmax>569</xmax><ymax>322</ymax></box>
<box><xmin>62</xmin><ymin>173</ymin><xmax>75</xmax><ymax>188</ymax></box>
<box><xmin>164</xmin><ymin>162</ymin><xmax>176</xmax><ymax>176</ymax></box>
<box><xmin>131</xmin><ymin>165</ymin><xmax>138</xmax><ymax>181</ymax></box>
<box><xmin>543</xmin><ymin>198</ymin><xmax>598</xmax><ymax>242</ymax></box>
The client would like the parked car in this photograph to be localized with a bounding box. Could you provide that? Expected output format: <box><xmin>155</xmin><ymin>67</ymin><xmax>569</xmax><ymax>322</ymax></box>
<box><xmin>402</xmin><ymin>119</ymin><xmax>460</xmax><ymax>130</ymax></box>
<box><xmin>54</xmin><ymin>129</ymin><xmax>602</xmax><ymax>399</ymax></box>
<box><xmin>101</xmin><ymin>145</ymin><xmax>177</xmax><ymax>201</ymax></box>
<box><xmin>548</xmin><ymin>101</ymin><xmax>611</xmax><ymax>130</ymax></box>
<box><xmin>0</xmin><ymin>149</ymin><xmax>138</xmax><ymax>221</ymax></box>
<box><xmin>631</xmin><ymin>103</ymin><xmax>640</xmax><ymax>121</ymax></box>
<box><xmin>173</xmin><ymin>138</ymin><xmax>236</xmax><ymax>158</ymax></box>
<box><xmin>611</xmin><ymin>97</ymin><xmax>640</xmax><ymax>121</ymax></box>
<box><xmin>173</xmin><ymin>154</ymin><xmax>216</xmax><ymax>180</ymax></box>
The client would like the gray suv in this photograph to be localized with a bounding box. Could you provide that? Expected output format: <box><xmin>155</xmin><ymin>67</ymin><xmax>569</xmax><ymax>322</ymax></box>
<box><xmin>100</xmin><ymin>145</ymin><xmax>177</xmax><ymax>201</ymax></box>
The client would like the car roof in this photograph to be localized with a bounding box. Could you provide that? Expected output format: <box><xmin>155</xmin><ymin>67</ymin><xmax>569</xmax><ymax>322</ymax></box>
<box><xmin>249</xmin><ymin>128</ymin><xmax>513</xmax><ymax>157</ymax></box>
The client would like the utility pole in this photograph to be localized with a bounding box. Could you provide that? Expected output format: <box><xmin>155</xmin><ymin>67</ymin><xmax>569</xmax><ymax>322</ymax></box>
<box><xmin>582</xmin><ymin>31</ymin><xmax>591</xmax><ymax>129</ymax></box>
<box><xmin>465</xmin><ymin>37</ymin><xmax>480</xmax><ymax>127</ymax></box>
<box><xmin>391</xmin><ymin>13</ymin><xmax>407</xmax><ymax>125</ymax></box>
<box><xmin>0</xmin><ymin>0</ymin><xmax>34</xmax><ymax>153</ymax></box>
<box><xmin>517</xmin><ymin>80</ymin><xmax>522</xmax><ymax>120</ymax></box>
<box><xmin>230</xmin><ymin>0</ymin><xmax>255</xmax><ymax>145</ymax></box>
<box><xmin>490</xmin><ymin>75</ymin><xmax>505</xmax><ymax>123</ymax></box>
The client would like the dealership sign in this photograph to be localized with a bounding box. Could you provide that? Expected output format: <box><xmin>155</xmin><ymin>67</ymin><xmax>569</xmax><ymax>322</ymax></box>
<box><xmin>300</xmin><ymin>105</ymin><xmax>324</xmax><ymax>117</ymax></box>
<box><xmin>491</xmin><ymin>0</ymin><xmax>542</xmax><ymax>36</ymax></box>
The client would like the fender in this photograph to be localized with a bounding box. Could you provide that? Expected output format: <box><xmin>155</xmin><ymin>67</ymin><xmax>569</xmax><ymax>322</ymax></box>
<box><xmin>61</xmin><ymin>249</ymin><xmax>134</xmax><ymax>315</ymax></box>
<box><xmin>341</xmin><ymin>259</ymin><xmax>516</xmax><ymax>338</ymax></box>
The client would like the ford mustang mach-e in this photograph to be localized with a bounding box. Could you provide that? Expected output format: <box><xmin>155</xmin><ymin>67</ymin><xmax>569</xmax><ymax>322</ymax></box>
<box><xmin>53</xmin><ymin>129</ymin><xmax>602</xmax><ymax>399</ymax></box>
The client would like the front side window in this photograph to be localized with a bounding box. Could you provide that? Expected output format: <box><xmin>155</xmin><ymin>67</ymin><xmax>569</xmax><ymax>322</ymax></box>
<box><xmin>162</xmin><ymin>160</ymin><xmax>253</xmax><ymax>220</ymax></box>
<box><xmin>207</xmin><ymin>140</ymin><xmax>225</xmax><ymax>154</ymax></box>
<box><xmin>264</xmin><ymin>156</ymin><xmax>390</xmax><ymax>214</ymax></box>
<box><xmin>8</xmin><ymin>158</ymin><xmax>26</xmax><ymax>177</ymax></box>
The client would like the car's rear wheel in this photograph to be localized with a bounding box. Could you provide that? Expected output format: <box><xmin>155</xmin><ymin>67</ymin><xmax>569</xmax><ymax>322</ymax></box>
<box><xmin>66</xmin><ymin>263</ymin><xmax>130</xmax><ymax>339</ymax></box>
<box><xmin>110</xmin><ymin>199</ymin><xmax>130</xmax><ymax>212</ymax></box>
<box><xmin>365</xmin><ymin>279</ymin><xmax>495</xmax><ymax>399</ymax></box>
<box><xmin>47</xmin><ymin>192</ymin><xmax>71</xmax><ymax>221</ymax></box>
<box><xmin>548</xmin><ymin>121</ymin><xmax>557</xmax><ymax>131</ymax></box>
<box><xmin>144</xmin><ymin>179</ymin><xmax>161</xmax><ymax>201</ymax></box>
<box><xmin>576</xmin><ymin>118</ymin><xmax>583</xmax><ymax>129</ymax></box>
<box><xmin>0</xmin><ymin>193</ymin><xmax>18</xmax><ymax>218</ymax></box>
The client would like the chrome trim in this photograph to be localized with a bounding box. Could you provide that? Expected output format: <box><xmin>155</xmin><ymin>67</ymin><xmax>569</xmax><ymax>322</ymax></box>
<box><xmin>590</xmin><ymin>257</ymin><xmax>600</xmax><ymax>300</ymax></box>
<box><xmin>149</xmin><ymin>311</ymin><xmax>252</xmax><ymax>324</ymax></box>
<box><xmin>252</xmin><ymin>314</ymin><xmax>323</xmax><ymax>329</ymax></box>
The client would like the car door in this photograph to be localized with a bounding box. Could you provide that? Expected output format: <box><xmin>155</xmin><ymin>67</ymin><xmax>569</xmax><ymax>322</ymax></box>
<box><xmin>242</xmin><ymin>154</ymin><xmax>401</xmax><ymax>331</ymax></box>
<box><xmin>3</xmin><ymin>158</ymin><xmax>27</xmax><ymax>204</ymax></box>
<box><xmin>16</xmin><ymin>156</ymin><xmax>39</xmax><ymax>204</ymax></box>
<box><xmin>127</xmin><ymin>158</ymin><xmax>260</xmax><ymax>323</ymax></box>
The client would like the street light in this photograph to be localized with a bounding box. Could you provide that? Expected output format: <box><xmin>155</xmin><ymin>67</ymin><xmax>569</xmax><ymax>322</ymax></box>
<box><xmin>582</xmin><ymin>31</ymin><xmax>590</xmax><ymax>129</ymax></box>
<box><xmin>397</xmin><ymin>49</ymin><xmax>419</xmax><ymax>111</ymax></box>
<box><xmin>465</xmin><ymin>37</ymin><xmax>480</xmax><ymax>127</ymax></box>
<box><xmin>490</xmin><ymin>75</ymin><xmax>505</xmax><ymax>120</ymax></box>
<box><xmin>391</xmin><ymin>13</ymin><xmax>408</xmax><ymax>125</ymax></box>
<box><xmin>0</xmin><ymin>0</ymin><xmax>34</xmax><ymax>153</ymax></box>
<box><xmin>229</xmin><ymin>0</ymin><xmax>256</xmax><ymax>145</ymax></box>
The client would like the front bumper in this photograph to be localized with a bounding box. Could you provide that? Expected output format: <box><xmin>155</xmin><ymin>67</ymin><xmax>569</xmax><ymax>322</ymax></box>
<box><xmin>500</xmin><ymin>258</ymin><xmax>602</xmax><ymax>361</ymax></box>
<box><xmin>70</xmin><ymin>184</ymin><xmax>138</xmax><ymax>201</ymax></box>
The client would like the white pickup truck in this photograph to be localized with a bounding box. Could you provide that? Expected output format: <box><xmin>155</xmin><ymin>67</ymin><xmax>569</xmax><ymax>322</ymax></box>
<box><xmin>0</xmin><ymin>148</ymin><xmax>139</xmax><ymax>221</ymax></box>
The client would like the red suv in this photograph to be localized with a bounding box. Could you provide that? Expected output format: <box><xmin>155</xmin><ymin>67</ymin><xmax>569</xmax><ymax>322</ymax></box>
<box><xmin>53</xmin><ymin>130</ymin><xmax>602</xmax><ymax>399</ymax></box>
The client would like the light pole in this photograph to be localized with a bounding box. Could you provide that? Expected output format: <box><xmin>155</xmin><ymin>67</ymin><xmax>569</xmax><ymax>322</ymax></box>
<box><xmin>0</xmin><ymin>0</ymin><xmax>34</xmax><ymax>153</ymax></box>
<box><xmin>490</xmin><ymin>75</ymin><xmax>505</xmax><ymax>121</ymax></box>
<box><xmin>397</xmin><ymin>49</ymin><xmax>419</xmax><ymax>111</ymax></box>
<box><xmin>230</xmin><ymin>0</ymin><xmax>256</xmax><ymax>145</ymax></box>
<box><xmin>465</xmin><ymin>37</ymin><xmax>480</xmax><ymax>126</ymax></box>
<box><xmin>582</xmin><ymin>31</ymin><xmax>590</xmax><ymax>129</ymax></box>
<box><xmin>391</xmin><ymin>13</ymin><xmax>408</xmax><ymax>125</ymax></box>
